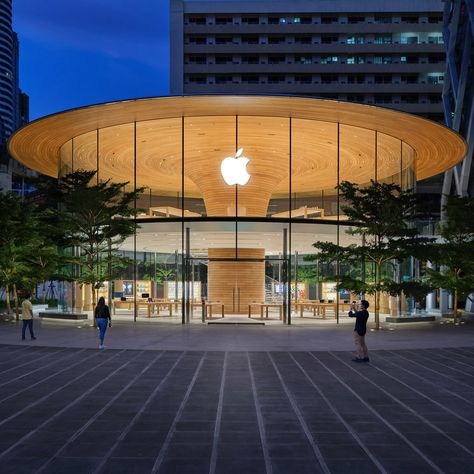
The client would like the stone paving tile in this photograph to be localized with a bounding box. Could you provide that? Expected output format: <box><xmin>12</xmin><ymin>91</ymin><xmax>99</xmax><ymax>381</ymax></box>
<box><xmin>0</xmin><ymin>345</ymin><xmax>473</xmax><ymax>473</ymax></box>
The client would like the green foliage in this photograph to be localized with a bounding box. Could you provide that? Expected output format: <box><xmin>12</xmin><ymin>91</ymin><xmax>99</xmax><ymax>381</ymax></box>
<box><xmin>311</xmin><ymin>180</ymin><xmax>434</xmax><ymax>328</ymax></box>
<box><xmin>424</xmin><ymin>195</ymin><xmax>474</xmax><ymax>320</ymax></box>
<box><xmin>35</xmin><ymin>170</ymin><xmax>144</xmax><ymax>307</ymax></box>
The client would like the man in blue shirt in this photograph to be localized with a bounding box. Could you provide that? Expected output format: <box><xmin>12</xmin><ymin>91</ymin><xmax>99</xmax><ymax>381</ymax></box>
<box><xmin>348</xmin><ymin>300</ymin><xmax>370</xmax><ymax>363</ymax></box>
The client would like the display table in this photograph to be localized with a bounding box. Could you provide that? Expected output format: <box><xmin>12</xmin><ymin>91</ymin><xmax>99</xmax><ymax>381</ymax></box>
<box><xmin>294</xmin><ymin>301</ymin><xmax>337</xmax><ymax>319</ymax></box>
<box><xmin>248</xmin><ymin>303</ymin><xmax>283</xmax><ymax>320</ymax></box>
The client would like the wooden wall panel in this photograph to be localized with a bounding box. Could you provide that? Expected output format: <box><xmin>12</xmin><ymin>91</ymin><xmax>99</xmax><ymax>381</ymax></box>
<box><xmin>208</xmin><ymin>248</ymin><xmax>265</xmax><ymax>314</ymax></box>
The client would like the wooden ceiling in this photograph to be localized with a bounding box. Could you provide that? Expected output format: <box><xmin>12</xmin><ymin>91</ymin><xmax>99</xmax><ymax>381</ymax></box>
<box><xmin>9</xmin><ymin>96</ymin><xmax>466</xmax><ymax>212</ymax></box>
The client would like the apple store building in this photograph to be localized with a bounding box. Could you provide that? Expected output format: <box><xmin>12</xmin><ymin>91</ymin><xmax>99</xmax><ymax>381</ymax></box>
<box><xmin>8</xmin><ymin>95</ymin><xmax>466</xmax><ymax>324</ymax></box>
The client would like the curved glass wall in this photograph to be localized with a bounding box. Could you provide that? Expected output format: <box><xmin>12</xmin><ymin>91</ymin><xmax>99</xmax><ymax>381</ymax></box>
<box><xmin>57</xmin><ymin>115</ymin><xmax>416</xmax><ymax>324</ymax></box>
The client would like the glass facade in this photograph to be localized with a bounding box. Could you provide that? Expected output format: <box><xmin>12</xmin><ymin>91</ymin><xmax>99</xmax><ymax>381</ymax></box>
<box><xmin>57</xmin><ymin>115</ymin><xmax>416</xmax><ymax>324</ymax></box>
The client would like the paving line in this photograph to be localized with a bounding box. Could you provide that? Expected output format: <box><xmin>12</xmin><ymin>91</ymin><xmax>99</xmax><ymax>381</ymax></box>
<box><xmin>309</xmin><ymin>352</ymin><xmax>445</xmax><ymax>474</ymax></box>
<box><xmin>437</xmin><ymin>348</ymin><xmax>474</xmax><ymax>366</ymax></box>
<box><xmin>358</xmin><ymin>354</ymin><xmax>474</xmax><ymax>426</ymax></box>
<box><xmin>209</xmin><ymin>352</ymin><xmax>228</xmax><ymax>474</ymax></box>
<box><xmin>0</xmin><ymin>346</ymin><xmax>51</xmax><ymax>370</ymax></box>
<box><xmin>267</xmin><ymin>352</ymin><xmax>330</xmax><ymax>474</ymax></box>
<box><xmin>329</xmin><ymin>352</ymin><xmax>474</xmax><ymax>457</ymax></box>
<box><xmin>289</xmin><ymin>353</ymin><xmax>388</xmax><ymax>474</ymax></box>
<box><xmin>374</xmin><ymin>352</ymin><xmax>473</xmax><ymax>406</ymax></box>
<box><xmin>385</xmin><ymin>350</ymin><xmax>474</xmax><ymax>391</ymax></box>
<box><xmin>34</xmin><ymin>350</ymin><xmax>164</xmax><ymax>474</ymax></box>
<box><xmin>404</xmin><ymin>349</ymin><xmax>474</xmax><ymax>379</ymax></box>
<box><xmin>0</xmin><ymin>349</ymin><xmax>123</xmax><ymax>430</ymax></box>
<box><xmin>247</xmin><ymin>353</ymin><xmax>273</xmax><ymax>474</ymax></box>
<box><xmin>0</xmin><ymin>349</ymin><xmax>135</xmax><ymax>461</ymax></box>
<box><xmin>0</xmin><ymin>347</ymin><xmax>69</xmax><ymax>380</ymax></box>
<box><xmin>0</xmin><ymin>348</ymin><xmax>89</xmax><ymax>405</ymax></box>
<box><xmin>0</xmin><ymin>344</ymin><xmax>32</xmax><ymax>356</ymax></box>
<box><xmin>90</xmin><ymin>351</ymin><xmax>187</xmax><ymax>474</ymax></box>
<box><xmin>150</xmin><ymin>353</ymin><xmax>206</xmax><ymax>473</ymax></box>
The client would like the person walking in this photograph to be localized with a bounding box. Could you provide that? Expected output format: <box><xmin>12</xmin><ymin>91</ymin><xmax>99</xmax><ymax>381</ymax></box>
<box><xmin>21</xmin><ymin>293</ymin><xmax>36</xmax><ymax>341</ymax></box>
<box><xmin>349</xmin><ymin>299</ymin><xmax>370</xmax><ymax>362</ymax></box>
<box><xmin>94</xmin><ymin>297</ymin><xmax>111</xmax><ymax>350</ymax></box>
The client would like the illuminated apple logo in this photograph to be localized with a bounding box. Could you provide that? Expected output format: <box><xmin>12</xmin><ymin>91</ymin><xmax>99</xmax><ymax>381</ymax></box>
<box><xmin>220</xmin><ymin>148</ymin><xmax>251</xmax><ymax>186</ymax></box>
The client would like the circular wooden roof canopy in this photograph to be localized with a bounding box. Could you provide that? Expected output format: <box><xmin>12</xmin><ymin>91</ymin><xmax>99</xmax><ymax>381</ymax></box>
<box><xmin>8</xmin><ymin>95</ymin><xmax>466</xmax><ymax>216</ymax></box>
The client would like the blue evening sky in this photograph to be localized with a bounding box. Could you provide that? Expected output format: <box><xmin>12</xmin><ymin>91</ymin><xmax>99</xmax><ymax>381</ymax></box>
<box><xmin>13</xmin><ymin>0</ymin><xmax>170</xmax><ymax>120</ymax></box>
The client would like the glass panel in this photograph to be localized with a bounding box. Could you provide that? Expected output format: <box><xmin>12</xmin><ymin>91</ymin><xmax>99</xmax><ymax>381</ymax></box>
<box><xmin>59</xmin><ymin>140</ymin><xmax>73</xmax><ymax>178</ymax></box>
<box><xmin>292</xmin><ymin>119</ymin><xmax>338</xmax><ymax>220</ymax></box>
<box><xmin>402</xmin><ymin>142</ymin><xmax>416</xmax><ymax>191</ymax></box>
<box><xmin>377</xmin><ymin>132</ymin><xmax>403</xmax><ymax>186</ymax></box>
<box><xmin>73</xmin><ymin>130</ymin><xmax>98</xmax><ymax>177</ymax></box>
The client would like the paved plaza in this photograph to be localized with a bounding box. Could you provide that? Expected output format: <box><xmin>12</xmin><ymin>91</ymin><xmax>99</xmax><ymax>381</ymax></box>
<box><xmin>0</xmin><ymin>321</ymin><xmax>473</xmax><ymax>473</ymax></box>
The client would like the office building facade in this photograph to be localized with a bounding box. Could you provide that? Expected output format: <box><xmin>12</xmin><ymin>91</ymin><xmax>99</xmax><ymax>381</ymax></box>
<box><xmin>0</xmin><ymin>0</ymin><xmax>29</xmax><ymax>193</ymax></box>
<box><xmin>171</xmin><ymin>0</ymin><xmax>446</xmax><ymax>121</ymax></box>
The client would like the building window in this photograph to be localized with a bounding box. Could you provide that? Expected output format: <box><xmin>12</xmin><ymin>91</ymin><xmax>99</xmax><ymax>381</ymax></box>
<box><xmin>216</xmin><ymin>37</ymin><xmax>233</xmax><ymax>45</ymax></box>
<box><xmin>215</xmin><ymin>75</ymin><xmax>233</xmax><ymax>84</ymax></box>
<box><xmin>374</xmin><ymin>56</ymin><xmax>392</xmax><ymax>65</ymax></box>
<box><xmin>268</xmin><ymin>75</ymin><xmax>285</xmax><ymax>84</ymax></box>
<box><xmin>242</xmin><ymin>17</ymin><xmax>259</xmax><ymax>24</ymax></box>
<box><xmin>188</xmin><ymin>56</ymin><xmax>207</xmax><ymax>64</ymax></box>
<box><xmin>427</xmin><ymin>74</ymin><xmax>444</xmax><ymax>84</ymax></box>
<box><xmin>297</xmin><ymin>56</ymin><xmax>312</xmax><ymax>65</ymax></box>
<box><xmin>374</xmin><ymin>95</ymin><xmax>392</xmax><ymax>104</ymax></box>
<box><xmin>400</xmin><ymin>35</ymin><xmax>419</xmax><ymax>44</ymax></box>
<box><xmin>188</xmin><ymin>17</ymin><xmax>206</xmax><ymax>25</ymax></box>
<box><xmin>348</xmin><ymin>16</ymin><xmax>365</xmax><ymax>24</ymax></box>
<box><xmin>293</xmin><ymin>17</ymin><xmax>301</xmax><ymax>23</ymax></box>
<box><xmin>295</xmin><ymin>36</ymin><xmax>312</xmax><ymax>44</ymax></box>
<box><xmin>401</xmin><ymin>16</ymin><xmax>419</xmax><ymax>24</ymax></box>
<box><xmin>401</xmin><ymin>75</ymin><xmax>418</xmax><ymax>84</ymax></box>
<box><xmin>242</xmin><ymin>36</ymin><xmax>259</xmax><ymax>44</ymax></box>
<box><xmin>242</xmin><ymin>55</ymin><xmax>259</xmax><ymax>64</ymax></box>
<box><xmin>189</xmin><ymin>37</ymin><xmax>206</xmax><ymax>44</ymax></box>
<box><xmin>321</xmin><ymin>16</ymin><xmax>339</xmax><ymax>24</ymax></box>
<box><xmin>428</xmin><ymin>55</ymin><xmax>445</xmax><ymax>64</ymax></box>
<box><xmin>401</xmin><ymin>56</ymin><xmax>418</xmax><ymax>64</ymax></box>
<box><xmin>295</xmin><ymin>75</ymin><xmax>312</xmax><ymax>84</ymax></box>
<box><xmin>320</xmin><ymin>56</ymin><xmax>338</xmax><ymax>64</ymax></box>
<box><xmin>428</xmin><ymin>15</ymin><xmax>443</xmax><ymax>23</ymax></box>
<box><xmin>347</xmin><ymin>57</ymin><xmax>355</xmax><ymax>65</ymax></box>
<box><xmin>428</xmin><ymin>35</ymin><xmax>444</xmax><ymax>44</ymax></box>
<box><xmin>374</xmin><ymin>16</ymin><xmax>392</xmax><ymax>24</ymax></box>
<box><xmin>242</xmin><ymin>75</ymin><xmax>259</xmax><ymax>83</ymax></box>
<box><xmin>374</xmin><ymin>75</ymin><xmax>392</xmax><ymax>84</ymax></box>
<box><xmin>215</xmin><ymin>17</ymin><xmax>232</xmax><ymax>25</ymax></box>
<box><xmin>321</xmin><ymin>75</ymin><xmax>338</xmax><ymax>84</ymax></box>
<box><xmin>268</xmin><ymin>55</ymin><xmax>285</xmax><ymax>64</ymax></box>
<box><xmin>401</xmin><ymin>95</ymin><xmax>418</xmax><ymax>104</ymax></box>
<box><xmin>268</xmin><ymin>36</ymin><xmax>285</xmax><ymax>44</ymax></box>
<box><xmin>215</xmin><ymin>56</ymin><xmax>232</xmax><ymax>64</ymax></box>
<box><xmin>374</xmin><ymin>35</ymin><xmax>392</xmax><ymax>44</ymax></box>
<box><xmin>189</xmin><ymin>76</ymin><xmax>206</xmax><ymax>84</ymax></box>
<box><xmin>300</xmin><ymin>17</ymin><xmax>312</xmax><ymax>24</ymax></box>
<box><xmin>347</xmin><ymin>36</ymin><xmax>355</xmax><ymax>45</ymax></box>
<box><xmin>321</xmin><ymin>35</ymin><xmax>338</xmax><ymax>44</ymax></box>
<box><xmin>347</xmin><ymin>75</ymin><xmax>365</xmax><ymax>84</ymax></box>
<box><xmin>268</xmin><ymin>17</ymin><xmax>279</xmax><ymax>24</ymax></box>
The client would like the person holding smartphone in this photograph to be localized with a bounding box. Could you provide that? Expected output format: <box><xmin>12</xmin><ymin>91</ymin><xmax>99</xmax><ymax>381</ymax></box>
<box><xmin>348</xmin><ymin>300</ymin><xmax>370</xmax><ymax>363</ymax></box>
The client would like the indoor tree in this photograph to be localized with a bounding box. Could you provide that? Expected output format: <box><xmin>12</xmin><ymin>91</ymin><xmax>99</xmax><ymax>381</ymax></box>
<box><xmin>310</xmin><ymin>180</ymin><xmax>433</xmax><ymax>329</ymax></box>
<box><xmin>424</xmin><ymin>195</ymin><xmax>474</xmax><ymax>323</ymax></box>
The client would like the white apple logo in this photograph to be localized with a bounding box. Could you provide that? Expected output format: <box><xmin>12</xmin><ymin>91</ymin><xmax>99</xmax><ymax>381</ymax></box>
<box><xmin>220</xmin><ymin>148</ymin><xmax>251</xmax><ymax>186</ymax></box>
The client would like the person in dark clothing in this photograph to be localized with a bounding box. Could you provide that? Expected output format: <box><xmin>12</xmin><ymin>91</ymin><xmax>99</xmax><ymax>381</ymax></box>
<box><xmin>94</xmin><ymin>297</ymin><xmax>111</xmax><ymax>350</ymax></box>
<box><xmin>348</xmin><ymin>299</ymin><xmax>370</xmax><ymax>363</ymax></box>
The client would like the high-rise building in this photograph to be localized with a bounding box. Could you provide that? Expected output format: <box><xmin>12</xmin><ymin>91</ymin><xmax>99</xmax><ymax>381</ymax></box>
<box><xmin>442</xmin><ymin>0</ymin><xmax>474</xmax><ymax>199</ymax></box>
<box><xmin>171</xmin><ymin>0</ymin><xmax>446</xmax><ymax>121</ymax></box>
<box><xmin>0</xmin><ymin>0</ymin><xmax>29</xmax><ymax>193</ymax></box>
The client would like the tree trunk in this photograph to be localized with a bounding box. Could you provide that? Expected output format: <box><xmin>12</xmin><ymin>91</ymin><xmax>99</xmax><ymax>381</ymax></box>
<box><xmin>453</xmin><ymin>288</ymin><xmax>458</xmax><ymax>324</ymax></box>
<box><xmin>13</xmin><ymin>284</ymin><xmax>20</xmax><ymax>321</ymax></box>
<box><xmin>375</xmin><ymin>264</ymin><xmax>382</xmax><ymax>330</ymax></box>
<box><xmin>92</xmin><ymin>283</ymin><xmax>97</xmax><ymax>328</ymax></box>
<box><xmin>42</xmin><ymin>280</ymin><xmax>47</xmax><ymax>304</ymax></box>
<box><xmin>5</xmin><ymin>284</ymin><xmax>11</xmax><ymax>314</ymax></box>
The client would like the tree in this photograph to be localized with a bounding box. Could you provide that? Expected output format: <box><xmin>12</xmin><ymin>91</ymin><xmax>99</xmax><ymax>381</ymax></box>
<box><xmin>0</xmin><ymin>193</ymin><xmax>38</xmax><ymax>318</ymax></box>
<box><xmin>424</xmin><ymin>195</ymin><xmax>474</xmax><ymax>323</ymax></box>
<box><xmin>310</xmin><ymin>180</ymin><xmax>433</xmax><ymax>329</ymax></box>
<box><xmin>36</xmin><ymin>170</ymin><xmax>144</xmax><ymax>312</ymax></box>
